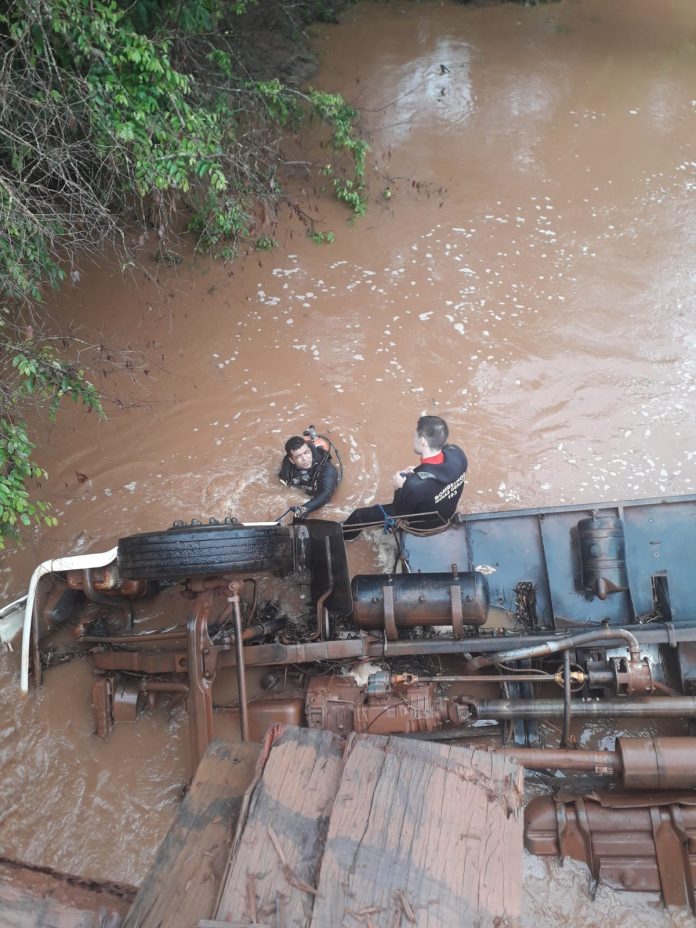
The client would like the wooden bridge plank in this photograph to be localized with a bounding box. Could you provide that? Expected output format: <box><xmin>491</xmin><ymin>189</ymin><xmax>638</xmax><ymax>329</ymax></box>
<box><xmin>309</xmin><ymin>735</ymin><xmax>524</xmax><ymax>928</ymax></box>
<box><xmin>0</xmin><ymin>858</ymin><xmax>133</xmax><ymax>928</ymax></box>
<box><xmin>215</xmin><ymin>726</ymin><xmax>344</xmax><ymax>928</ymax></box>
<box><xmin>124</xmin><ymin>738</ymin><xmax>260</xmax><ymax>928</ymax></box>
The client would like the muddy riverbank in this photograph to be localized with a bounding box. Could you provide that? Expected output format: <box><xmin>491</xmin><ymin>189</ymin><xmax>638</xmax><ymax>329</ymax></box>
<box><xmin>1</xmin><ymin>0</ymin><xmax>695</xmax><ymax>923</ymax></box>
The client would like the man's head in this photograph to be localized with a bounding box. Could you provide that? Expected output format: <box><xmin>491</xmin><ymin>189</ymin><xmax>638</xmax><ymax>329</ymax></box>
<box><xmin>414</xmin><ymin>415</ymin><xmax>449</xmax><ymax>456</ymax></box>
<box><xmin>285</xmin><ymin>435</ymin><xmax>314</xmax><ymax>470</ymax></box>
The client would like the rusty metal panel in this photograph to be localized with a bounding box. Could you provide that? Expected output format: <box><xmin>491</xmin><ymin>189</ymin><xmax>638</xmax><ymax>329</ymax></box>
<box><xmin>304</xmin><ymin>518</ymin><xmax>352</xmax><ymax>615</ymax></box>
<box><xmin>623</xmin><ymin>498</ymin><xmax>696</xmax><ymax>622</ymax></box>
<box><xmin>232</xmin><ymin>697</ymin><xmax>305</xmax><ymax>743</ymax></box>
<box><xmin>401</xmin><ymin>494</ymin><xmax>696</xmax><ymax>629</ymax></box>
<box><xmin>525</xmin><ymin>793</ymin><xmax>696</xmax><ymax>910</ymax></box>
<box><xmin>90</xmin><ymin>678</ymin><xmax>113</xmax><ymax>739</ymax></box>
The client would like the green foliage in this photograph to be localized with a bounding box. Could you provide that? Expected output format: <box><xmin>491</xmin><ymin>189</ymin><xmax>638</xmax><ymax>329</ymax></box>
<box><xmin>0</xmin><ymin>0</ymin><xmax>369</xmax><ymax>545</ymax></box>
<box><xmin>255</xmin><ymin>235</ymin><xmax>277</xmax><ymax>250</ymax></box>
<box><xmin>309</xmin><ymin>230</ymin><xmax>334</xmax><ymax>244</ymax></box>
<box><xmin>188</xmin><ymin>194</ymin><xmax>251</xmax><ymax>253</ymax></box>
<box><xmin>11</xmin><ymin>348</ymin><xmax>102</xmax><ymax>422</ymax></box>
<box><xmin>0</xmin><ymin>341</ymin><xmax>103</xmax><ymax>547</ymax></box>
<box><xmin>253</xmin><ymin>79</ymin><xmax>298</xmax><ymax>125</ymax></box>
<box><xmin>130</xmin><ymin>0</ymin><xmax>232</xmax><ymax>35</ymax></box>
<box><xmin>1</xmin><ymin>0</ymin><xmax>367</xmax><ymax>266</ymax></box>
<box><xmin>52</xmin><ymin>0</ymin><xmax>230</xmax><ymax>199</ymax></box>
<box><xmin>0</xmin><ymin>205</ymin><xmax>66</xmax><ymax>304</ymax></box>
<box><xmin>333</xmin><ymin>179</ymin><xmax>366</xmax><ymax>215</ymax></box>
<box><xmin>206</xmin><ymin>47</ymin><xmax>235</xmax><ymax>79</ymax></box>
<box><xmin>308</xmin><ymin>90</ymin><xmax>369</xmax><ymax>214</ymax></box>
<box><xmin>0</xmin><ymin>419</ymin><xmax>53</xmax><ymax>537</ymax></box>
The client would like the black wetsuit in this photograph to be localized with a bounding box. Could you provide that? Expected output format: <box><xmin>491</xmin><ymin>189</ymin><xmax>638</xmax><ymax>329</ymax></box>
<box><xmin>279</xmin><ymin>445</ymin><xmax>339</xmax><ymax>515</ymax></box>
<box><xmin>343</xmin><ymin>444</ymin><xmax>467</xmax><ymax>540</ymax></box>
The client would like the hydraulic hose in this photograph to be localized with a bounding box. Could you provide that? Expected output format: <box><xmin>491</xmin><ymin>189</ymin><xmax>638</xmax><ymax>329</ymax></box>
<box><xmin>468</xmin><ymin>626</ymin><xmax>642</xmax><ymax>671</ymax></box>
<box><xmin>320</xmin><ymin>435</ymin><xmax>344</xmax><ymax>483</ymax></box>
<box><xmin>82</xmin><ymin>616</ymin><xmax>285</xmax><ymax>646</ymax></box>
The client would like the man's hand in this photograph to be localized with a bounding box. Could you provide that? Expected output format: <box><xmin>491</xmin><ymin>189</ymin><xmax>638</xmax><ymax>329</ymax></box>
<box><xmin>393</xmin><ymin>465</ymin><xmax>415</xmax><ymax>490</ymax></box>
<box><xmin>292</xmin><ymin>505</ymin><xmax>309</xmax><ymax>520</ymax></box>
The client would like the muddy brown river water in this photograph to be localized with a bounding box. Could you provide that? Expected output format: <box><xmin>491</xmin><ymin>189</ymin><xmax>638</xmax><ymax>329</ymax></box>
<box><xmin>1</xmin><ymin>0</ymin><xmax>696</xmax><ymax>923</ymax></box>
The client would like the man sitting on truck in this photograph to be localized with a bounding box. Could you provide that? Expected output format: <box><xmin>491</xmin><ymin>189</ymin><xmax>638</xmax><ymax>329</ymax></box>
<box><xmin>342</xmin><ymin>415</ymin><xmax>467</xmax><ymax>540</ymax></box>
<box><xmin>279</xmin><ymin>435</ymin><xmax>339</xmax><ymax>520</ymax></box>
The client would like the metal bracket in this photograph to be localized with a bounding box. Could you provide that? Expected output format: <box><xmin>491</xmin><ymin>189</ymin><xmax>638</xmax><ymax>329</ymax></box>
<box><xmin>187</xmin><ymin>591</ymin><xmax>215</xmax><ymax>773</ymax></box>
<box><xmin>382</xmin><ymin>584</ymin><xmax>398</xmax><ymax>641</ymax></box>
<box><xmin>450</xmin><ymin>584</ymin><xmax>463</xmax><ymax>640</ymax></box>
<box><xmin>650</xmin><ymin>805</ymin><xmax>692</xmax><ymax>909</ymax></box>
<box><xmin>557</xmin><ymin>797</ymin><xmax>596</xmax><ymax>884</ymax></box>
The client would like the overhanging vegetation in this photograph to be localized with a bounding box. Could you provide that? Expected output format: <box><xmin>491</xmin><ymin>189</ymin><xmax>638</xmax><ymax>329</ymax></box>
<box><xmin>0</xmin><ymin>0</ymin><xmax>366</xmax><ymax>545</ymax></box>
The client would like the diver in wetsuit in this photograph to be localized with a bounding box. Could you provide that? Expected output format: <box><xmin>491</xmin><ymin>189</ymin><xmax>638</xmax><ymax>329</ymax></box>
<box><xmin>342</xmin><ymin>415</ymin><xmax>467</xmax><ymax>540</ymax></box>
<box><xmin>279</xmin><ymin>435</ymin><xmax>339</xmax><ymax>519</ymax></box>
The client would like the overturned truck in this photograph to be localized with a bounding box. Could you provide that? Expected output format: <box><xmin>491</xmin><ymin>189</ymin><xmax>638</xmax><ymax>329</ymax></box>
<box><xmin>12</xmin><ymin>492</ymin><xmax>696</xmax><ymax>910</ymax></box>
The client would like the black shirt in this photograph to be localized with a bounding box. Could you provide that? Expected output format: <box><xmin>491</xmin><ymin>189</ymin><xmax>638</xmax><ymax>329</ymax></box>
<box><xmin>393</xmin><ymin>444</ymin><xmax>467</xmax><ymax>528</ymax></box>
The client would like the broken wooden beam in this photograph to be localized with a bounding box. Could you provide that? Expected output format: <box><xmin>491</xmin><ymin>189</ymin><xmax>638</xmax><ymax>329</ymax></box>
<box><xmin>124</xmin><ymin>738</ymin><xmax>260</xmax><ymax>928</ymax></box>
<box><xmin>215</xmin><ymin>725</ymin><xmax>344</xmax><ymax>927</ymax></box>
<box><xmin>309</xmin><ymin>734</ymin><xmax>524</xmax><ymax>928</ymax></box>
<box><xmin>0</xmin><ymin>856</ymin><xmax>134</xmax><ymax>928</ymax></box>
<box><xmin>214</xmin><ymin>726</ymin><xmax>524</xmax><ymax>927</ymax></box>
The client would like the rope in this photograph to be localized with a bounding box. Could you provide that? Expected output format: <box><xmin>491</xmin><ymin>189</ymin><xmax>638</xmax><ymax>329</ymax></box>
<box><xmin>340</xmin><ymin>510</ymin><xmax>452</xmax><ymax>536</ymax></box>
<box><xmin>378</xmin><ymin>505</ymin><xmax>397</xmax><ymax>534</ymax></box>
<box><xmin>396</xmin><ymin>515</ymin><xmax>453</xmax><ymax>537</ymax></box>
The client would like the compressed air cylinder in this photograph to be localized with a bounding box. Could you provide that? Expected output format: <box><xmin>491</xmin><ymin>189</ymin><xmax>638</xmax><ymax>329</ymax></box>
<box><xmin>351</xmin><ymin>571</ymin><xmax>489</xmax><ymax>631</ymax></box>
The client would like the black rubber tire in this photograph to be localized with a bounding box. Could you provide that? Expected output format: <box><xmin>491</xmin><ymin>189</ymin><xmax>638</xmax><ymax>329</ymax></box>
<box><xmin>117</xmin><ymin>524</ymin><xmax>293</xmax><ymax>580</ymax></box>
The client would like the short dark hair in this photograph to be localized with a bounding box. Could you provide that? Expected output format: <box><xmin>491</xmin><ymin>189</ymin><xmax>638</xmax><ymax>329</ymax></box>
<box><xmin>416</xmin><ymin>415</ymin><xmax>448</xmax><ymax>451</ymax></box>
<box><xmin>285</xmin><ymin>435</ymin><xmax>307</xmax><ymax>456</ymax></box>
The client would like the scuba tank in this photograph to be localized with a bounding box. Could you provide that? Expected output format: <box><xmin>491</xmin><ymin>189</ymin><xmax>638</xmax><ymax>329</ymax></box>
<box><xmin>303</xmin><ymin>424</ymin><xmax>329</xmax><ymax>453</ymax></box>
<box><xmin>302</xmin><ymin>424</ymin><xmax>343</xmax><ymax>483</ymax></box>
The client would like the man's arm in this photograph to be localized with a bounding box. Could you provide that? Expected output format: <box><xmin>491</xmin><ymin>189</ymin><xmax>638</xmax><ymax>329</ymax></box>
<box><xmin>392</xmin><ymin>473</ymin><xmax>432</xmax><ymax>517</ymax></box>
<box><xmin>301</xmin><ymin>462</ymin><xmax>339</xmax><ymax>515</ymax></box>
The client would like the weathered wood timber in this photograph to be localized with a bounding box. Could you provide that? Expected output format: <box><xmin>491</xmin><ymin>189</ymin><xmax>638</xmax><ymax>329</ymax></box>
<box><xmin>310</xmin><ymin>734</ymin><xmax>524</xmax><ymax>928</ymax></box>
<box><xmin>123</xmin><ymin>738</ymin><xmax>260</xmax><ymax>928</ymax></box>
<box><xmin>215</xmin><ymin>725</ymin><xmax>345</xmax><ymax>928</ymax></box>
<box><xmin>0</xmin><ymin>857</ymin><xmax>135</xmax><ymax>928</ymax></box>
<box><xmin>212</xmin><ymin>726</ymin><xmax>523</xmax><ymax>928</ymax></box>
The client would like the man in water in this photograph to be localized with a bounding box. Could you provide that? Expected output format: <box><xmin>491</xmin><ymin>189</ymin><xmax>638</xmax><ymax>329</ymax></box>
<box><xmin>342</xmin><ymin>415</ymin><xmax>467</xmax><ymax>540</ymax></box>
<box><xmin>279</xmin><ymin>435</ymin><xmax>339</xmax><ymax>519</ymax></box>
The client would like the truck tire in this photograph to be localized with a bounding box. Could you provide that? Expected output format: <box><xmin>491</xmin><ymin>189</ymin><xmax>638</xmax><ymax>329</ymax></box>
<box><xmin>117</xmin><ymin>523</ymin><xmax>293</xmax><ymax>580</ymax></box>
